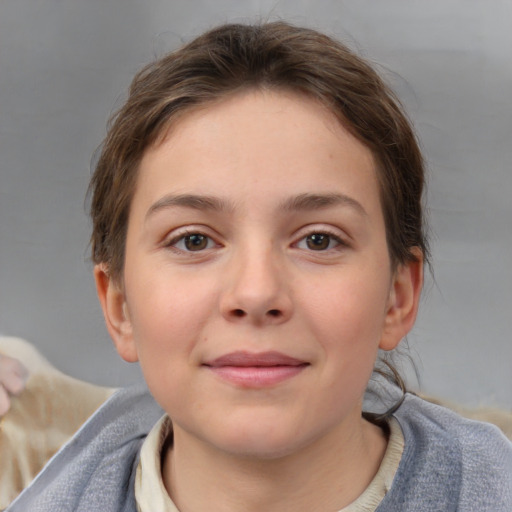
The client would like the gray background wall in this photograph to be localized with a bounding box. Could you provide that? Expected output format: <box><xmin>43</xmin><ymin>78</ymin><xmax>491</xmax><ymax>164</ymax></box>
<box><xmin>1</xmin><ymin>0</ymin><xmax>510</xmax><ymax>407</ymax></box>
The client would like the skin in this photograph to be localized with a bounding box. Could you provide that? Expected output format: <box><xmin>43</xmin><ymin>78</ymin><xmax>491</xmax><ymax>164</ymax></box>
<box><xmin>0</xmin><ymin>354</ymin><xmax>28</xmax><ymax>416</ymax></box>
<box><xmin>95</xmin><ymin>90</ymin><xmax>423</xmax><ymax>512</ymax></box>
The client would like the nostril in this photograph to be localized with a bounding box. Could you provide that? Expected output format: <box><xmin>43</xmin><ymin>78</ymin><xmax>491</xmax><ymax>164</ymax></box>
<box><xmin>233</xmin><ymin>309</ymin><xmax>245</xmax><ymax>317</ymax></box>
<box><xmin>267</xmin><ymin>309</ymin><xmax>281</xmax><ymax>317</ymax></box>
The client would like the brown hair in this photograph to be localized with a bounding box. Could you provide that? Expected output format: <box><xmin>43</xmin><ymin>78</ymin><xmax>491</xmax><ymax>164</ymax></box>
<box><xmin>90</xmin><ymin>21</ymin><xmax>429</xmax><ymax>282</ymax></box>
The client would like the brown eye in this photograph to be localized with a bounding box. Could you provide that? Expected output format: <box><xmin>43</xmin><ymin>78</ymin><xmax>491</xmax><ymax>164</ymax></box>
<box><xmin>184</xmin><ymin>234</ymin><xmax>209</xmax><ymax>251</ymax></box>
<box><xmin>295</xmin><ymin>231</ymin><xmax>344</xmax><ymax>252</ymax></box>
<box><xmin>306</xmin><ymin>234</ymin><xmax>332</xmax><ymax>250</ymax></box>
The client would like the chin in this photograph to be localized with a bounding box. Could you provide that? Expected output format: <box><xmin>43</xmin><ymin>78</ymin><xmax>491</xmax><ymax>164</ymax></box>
<box><xmin>205</xmin><ymin>419</ymin><xmax>311</xmax><ymax>461</ymax></box>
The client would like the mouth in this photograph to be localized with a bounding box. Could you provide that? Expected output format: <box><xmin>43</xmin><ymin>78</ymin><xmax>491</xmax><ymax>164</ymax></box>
<box><xmin>203</xmin><ymin>351</ymin><xmax>309</xmax><ymax>388</ymax></box>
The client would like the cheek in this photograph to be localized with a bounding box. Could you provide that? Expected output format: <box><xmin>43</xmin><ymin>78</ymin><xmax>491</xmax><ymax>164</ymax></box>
<box><xmin>303</xmin><ymin>272</ymin><xmax>390</xmax><ymax>345</ymax></box>
<box><xmin>124</xmin><ymin>268</ymin><xmax>220</xmax><ymax>362</ymax></box>
<box><xmin>299</xmin><ymin>267</ymin><xmax>391</xmax><ymax>388</ymax></box>
<box><xmin>123</xmin><ymin>271</ymin><xmax>220</xmax><ymax>415</ymax></box>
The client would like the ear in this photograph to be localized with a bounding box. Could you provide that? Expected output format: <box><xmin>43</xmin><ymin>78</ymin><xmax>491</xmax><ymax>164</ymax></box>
<box><xmin>94</xmin><ymin>264</ymin><xmax>139</xmax><ymax>363</ymax></box>
<box><xmin>379</xmin><ymin>249</ymin><xmax>424</xmax><ymax>351</ymax></box>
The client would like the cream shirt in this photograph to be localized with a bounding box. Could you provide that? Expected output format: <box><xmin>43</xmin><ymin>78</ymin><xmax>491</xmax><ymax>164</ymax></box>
<box><xmin>135</xmin><ymin>416</ymin><xmax>404</xmax><ymax>512</ymax></box>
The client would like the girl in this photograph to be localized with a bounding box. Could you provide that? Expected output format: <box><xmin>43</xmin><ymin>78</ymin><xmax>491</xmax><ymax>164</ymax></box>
<box><xmin>7</xmin><ymin>21</ymin><xmax>511</xmax><ymax>512</ymax></box>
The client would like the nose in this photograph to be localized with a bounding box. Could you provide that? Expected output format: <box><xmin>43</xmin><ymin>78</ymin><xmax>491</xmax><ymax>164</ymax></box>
<box><xmin>220</xmin><ymin>245</ymin><xmax>293</xmax><ymax>326</ymax></box>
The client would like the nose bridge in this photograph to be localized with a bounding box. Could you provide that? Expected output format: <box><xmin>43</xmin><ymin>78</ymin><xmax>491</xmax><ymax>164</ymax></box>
<box><xmin>222</xmin><ymin>236</ymin><xmax>291</xmax><ymax>323</ymax></box>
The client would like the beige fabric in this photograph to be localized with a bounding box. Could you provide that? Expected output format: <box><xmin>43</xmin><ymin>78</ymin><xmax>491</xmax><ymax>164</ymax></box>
<box><xmin>421</xmin><ymin>393</ymin><xmax>512</xmax><ymax>440</ymax></box>
<box><xmin>135</xmin><ymin>416</ymin><xmax>404</xmax><ymax>512</ymax></box>
<box><xmin>0</xmin><ymin>336</ymin><xmax>115</xmax><ymax>511</ymax></box>
<box><xmin>135</xmin><ymin>415</ymin><xmax>177</xmax><ymax>512</ymax></box>
<box><xmin>344</xmin><ymin>419</ymin><xmax>404</xmax><ymax>511</ymax></box>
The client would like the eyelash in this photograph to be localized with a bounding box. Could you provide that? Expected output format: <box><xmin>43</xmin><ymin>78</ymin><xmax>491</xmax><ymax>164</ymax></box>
<box><xmin>164</xmin><ymin>227</ymin><xmax>348</xmax><ymax>254</ymax></box>
<box><xmin>294</xmin><ymin>229</ymin><xmax>348</xmax><ymax>252</ymax></box>
<box><xmin>164</xmin><ymin>230</ymin><xmax>219</xmax><ymax>253</ymax></box>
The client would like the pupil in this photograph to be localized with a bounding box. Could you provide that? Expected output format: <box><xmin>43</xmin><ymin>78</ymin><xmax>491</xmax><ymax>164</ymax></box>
<box><xmin>307</xmin><ymin>234</ymin><xmax>329</xmax><ymax>250</ymax></box>
<box><xmin>185</xmin><ymin>234</ymin><xmax>207</xmax><ymax>251</ymax></box>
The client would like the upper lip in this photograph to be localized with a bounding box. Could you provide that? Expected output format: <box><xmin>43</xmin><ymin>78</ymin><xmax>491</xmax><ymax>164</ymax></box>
<box><xmin>204</xmin><ymin>351</ymin><xmax>308</xmax><ymax>367</ymax></box>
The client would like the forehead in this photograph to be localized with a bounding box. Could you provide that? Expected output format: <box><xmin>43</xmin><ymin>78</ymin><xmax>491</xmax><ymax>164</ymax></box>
<box><xmin>133</xmin><ymin>89</ymin><xmax>380</xmax><ymax>218</ymax></box>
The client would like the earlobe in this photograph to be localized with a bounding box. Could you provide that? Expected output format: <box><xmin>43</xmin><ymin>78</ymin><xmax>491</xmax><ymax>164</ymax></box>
<box><xmin>379</xmin><ymin>250</ymin><xmax>424</xmax><ymax>351</ymax></box>
<box><xmin>93</xmin><ymin>265</ymin><xmax>139</xmax><ymax>363</ymax></box>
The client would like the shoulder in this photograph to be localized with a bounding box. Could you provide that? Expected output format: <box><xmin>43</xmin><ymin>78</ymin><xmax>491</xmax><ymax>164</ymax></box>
<box><xmin>380</xmin><ymin>393</ymin><xmax>512</xmax><ymax>511</ymax></box>
<box><xmin>6</xmin><ymin>385</ymin><xmax>164</xmax><ymax>512</ymax></box>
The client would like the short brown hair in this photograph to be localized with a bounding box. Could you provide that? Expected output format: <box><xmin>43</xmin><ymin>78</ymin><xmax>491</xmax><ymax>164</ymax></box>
<box><xmin>89</xmin><ymin>21</ymin><xmax>429</xmax><ymax>281</ymax></box>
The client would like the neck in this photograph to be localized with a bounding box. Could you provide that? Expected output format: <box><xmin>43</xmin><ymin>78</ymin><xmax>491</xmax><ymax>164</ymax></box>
<box><xmin>162</xmin><ymin>415</ymin><xmax>387</xmax><ymax>512</ymax></box>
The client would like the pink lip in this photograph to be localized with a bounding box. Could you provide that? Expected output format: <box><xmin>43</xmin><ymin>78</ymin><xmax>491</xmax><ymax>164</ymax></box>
<box><xmin>203</xmin><ymin>351</ymin><xmax>309</xmax><ymax>388</ymax></box>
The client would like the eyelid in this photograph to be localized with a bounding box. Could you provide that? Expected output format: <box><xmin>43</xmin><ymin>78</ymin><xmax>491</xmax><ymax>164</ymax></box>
<box><xmin>293</xmin><ymin>225</ymin><xmax>349</xmax><ymax>244</ymax></box>
<box><xmin>291</xmin><ymin>225</ymin><xmax>352</xmax><ymax>255</ymax></box>
<box><xmin>162</xmin><ymin>226</ymin><xmax>221</xmax><ymax>252</ymax></box>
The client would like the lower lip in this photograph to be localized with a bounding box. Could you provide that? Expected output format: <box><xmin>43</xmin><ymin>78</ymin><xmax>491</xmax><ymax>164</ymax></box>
<box><xmin>206</xmin><ymin>365</ymin><xmax>308</xmax><ymax>387</ymax></box>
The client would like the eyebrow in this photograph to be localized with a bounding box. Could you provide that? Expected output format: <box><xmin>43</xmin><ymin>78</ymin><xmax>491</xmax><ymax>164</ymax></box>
<box><xmin>280</xmin><ymin>193</ymin><xmax>367</xmax><ymax>217</ymax></box>
<box><xmin>146</xmin><ymin>194</ymin><xmax>234</xmax><ymax>220</ymax></box>
<box><xmin>146</xmin><ymin>192</ymin><xmax>367</xmax><ymax>219</ymax></box>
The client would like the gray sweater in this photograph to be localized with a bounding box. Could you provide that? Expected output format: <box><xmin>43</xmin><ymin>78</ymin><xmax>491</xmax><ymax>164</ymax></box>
<box><xmin>6</xmin><ymin>384</ymin><xmax>512</xmax><ymax>511</ymax></box>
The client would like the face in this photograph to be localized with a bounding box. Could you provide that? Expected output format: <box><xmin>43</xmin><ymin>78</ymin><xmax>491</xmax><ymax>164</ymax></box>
<box><xmin>96</xmin><ymin>90</ymin><xmax>420</xmax><ymax>460</ymax></box>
